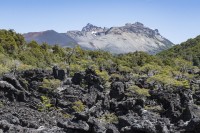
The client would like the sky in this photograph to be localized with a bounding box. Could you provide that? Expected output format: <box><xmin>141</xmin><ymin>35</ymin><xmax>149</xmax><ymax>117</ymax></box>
<box><xmin>0</xmin><ymin>0</ymin><xmax>200</xmax><ymax>44</ymax></box>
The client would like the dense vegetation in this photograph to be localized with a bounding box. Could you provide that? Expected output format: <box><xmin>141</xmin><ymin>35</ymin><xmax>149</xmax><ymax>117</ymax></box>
<box><xmin>0</xmin><ymin>29</ymin><xmax>199</xmax><ymax>91</ymax></box>
<box><xmin>158</xmin><ymin>35</ymin><xmax>200</xmax><ymax>67</ymax></box>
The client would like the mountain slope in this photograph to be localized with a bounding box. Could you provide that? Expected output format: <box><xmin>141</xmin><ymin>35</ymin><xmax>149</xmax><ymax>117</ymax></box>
<box><xmin>67</xmin><ymin>22</ymin><xmax>174</xmax><ymax>54</ymax></box>
<box><xmin>157</xmin><ymin>35</ymin><xmax>200</xmax><ymax>66</ymax></box>
<box><xmin>23</xmin><ymin>22</ymin><xmax>174</xmax><ymax>54</ymax></box>
<box><xmin>23</xmin><ymin>30</ymin><xmax>77</xmax><ymax>47</ymax></box>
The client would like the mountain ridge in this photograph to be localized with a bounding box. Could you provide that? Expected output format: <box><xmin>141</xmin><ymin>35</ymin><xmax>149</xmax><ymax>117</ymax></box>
<box><xmin>23</xmin><ymin>30</ymin><xmax>77</xmax><ymax>47</ymax></box>
<box><xmin>23</xmin><ymin>22</ymin><xmax>174</xmax><ymax>54</ymax></box>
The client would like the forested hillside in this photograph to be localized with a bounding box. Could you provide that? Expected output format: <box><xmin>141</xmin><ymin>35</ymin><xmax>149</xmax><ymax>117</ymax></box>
<box><xmin>158</xmin><ymin>35</ymin><xmax>200</xmax><ymax>67</ymax></box>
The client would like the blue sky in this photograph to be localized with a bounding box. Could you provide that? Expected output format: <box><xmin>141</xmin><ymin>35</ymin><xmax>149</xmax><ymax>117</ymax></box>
<box><xmin>0</xmin><ymin>0</ymin><xmax>200</xmax><ymax>44</ymax></box>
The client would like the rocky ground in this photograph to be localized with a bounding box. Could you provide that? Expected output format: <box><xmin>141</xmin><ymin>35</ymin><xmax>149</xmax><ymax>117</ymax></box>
<box><xmin>0</xmin><ymin>67</ymin><xmax>200</xmax><ymax>133</ymax></box>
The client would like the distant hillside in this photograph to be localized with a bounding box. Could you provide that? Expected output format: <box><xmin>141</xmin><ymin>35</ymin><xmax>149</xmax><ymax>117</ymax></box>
<box><xmin>157</xmin><ymin>35</ymin><xmax>200</xmax><ymax>66</ymax></box>
<box><xmin>23</xmin><ymin>30</ymin><xmax>77</xmax><ymax>47</ymax></box>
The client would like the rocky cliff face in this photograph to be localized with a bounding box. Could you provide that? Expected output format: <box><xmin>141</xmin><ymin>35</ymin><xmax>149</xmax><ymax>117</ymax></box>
<box><xmin>67</xmin><ymin>22</ymin><xmax>174</xmax><ymax>54</ymax></box>
<box><xmin>0</xmin><ymin>67</ymin><xmax>200</xmax><ymax>132</ymax></box>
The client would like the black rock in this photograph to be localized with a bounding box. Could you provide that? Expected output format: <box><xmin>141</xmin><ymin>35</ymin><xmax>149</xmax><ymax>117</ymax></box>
<box><xmin>185</xmin><ymin>118</ymin><xmax>200</xmax><ymax>133</ymax></box>
<box><xmin>2</xmin><ymin>74</ymin><xmax>24</xmax><ymax>91</ymax></box>
<box><xmin>57</xmin><ymin>120</ymin><xmax>89</xmax><ymax>131</ymax></box>
<box><xmin>109</xmin><ymin>81</ymin><xmax>125</xmax><ymax>101</ymax></box>
<box><xmin>71</xmin><ymin>72</ymin><xmax>84</xmax><ymax>85</ymax></box>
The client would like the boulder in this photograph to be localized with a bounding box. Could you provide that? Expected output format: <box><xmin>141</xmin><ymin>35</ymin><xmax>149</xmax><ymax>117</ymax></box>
<box><xmin>185</xmin><ymin>118</ymin><xmax>200</xmax><ymax>133</ymax></box>
<box><xmin>180</xmin><ymin>104</ymin><xmax>200</xmax><ymax>121</ymax></box>
<box><xmin>58</xmin><ymin>69</ymin><xmax>65</xmax><ymax>81</ymax></box>
<box><xmin>0</xmin><ymin>81</ymin><xmax>26</xmax><ymax>101</ymax></box>
<box><xmin>84</xmin><ymin>68</ymin><xmax>101</xmax><ymax>87</ymax></box>
<box><xmin>53</xmin><ymin>66</ymin><xmax>65</xmax><ymax>81</ymax></box>
<box><xmin>118</xmin><ymin>113</ymin><xmax>171</xmax><ymax>133</ymax></box>
<box><xmin>2</xmin><ymin>74</ymin><xmax>24</xmax><ymax>91</ymax></box>
<box><xmin>57</xmin><ymin>120</ymin><xmax>89</xmax><ymax>131</ymax></box>
<box><xmin>53</xmin><ymin>66</ymin><xmax>59</xmax><ymax>79</ymax></box>
<box><xmin>71</xmin><ymin>72</ymin><xmax>84</xmax><ymax>85</ymax></box>
<box><xmin>109</xmin><ymin>81</ymin><xmax>125</xmax><ymax>101</ymax></box>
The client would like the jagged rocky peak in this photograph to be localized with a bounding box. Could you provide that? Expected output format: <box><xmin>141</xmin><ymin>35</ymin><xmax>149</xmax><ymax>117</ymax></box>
<box><xmin>82</xmin><ymin>23</ymin><xmax>103</xmax><ymax>32</ymax></box>
<box><xmin>125</xmin><ymin>22</ymin><xmax>144</xmax><ymax>27</ymax></box>
<box><xmin>65</xmin><ymin>22</ymin><xmax>174</xmax><ymax>54</ymax></box>
<box><xmin>120</xmin><ymin>22</ymin><xmax>161</xmax><ymax>36</ymax></box>
<box><xmin>134</xmin><ymin>22</ymin><xmax>144</xmax><ymax>27</ymax></box>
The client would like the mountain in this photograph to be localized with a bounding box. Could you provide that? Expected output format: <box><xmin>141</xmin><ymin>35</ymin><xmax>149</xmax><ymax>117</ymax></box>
<box><xmin>24</xmin><ymin>22</ymin><xmax>174</xmax><ymax>54</ymax></box>
<box><xmin>23</xmin><ymin>30</ymin><xmax>77</xmax><ymax>47</ymax></box>
<box><xmin>67</xmin><ymin>22</ymin><xmax>174</xmax><ymax>54</ymax></box>
<box><xmin>157</xmin><ymin>35</ymin><xmax>200</xmax><ymax>66</ymax></box>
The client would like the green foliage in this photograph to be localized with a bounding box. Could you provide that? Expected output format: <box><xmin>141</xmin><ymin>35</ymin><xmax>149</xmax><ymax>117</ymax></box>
<box><xmin>158</xmin><ymin>35</ymin><xmax>200</xmax><ymax>67</ymax></box>
<box><xmin>110</xmin><ymin>73</ymin><xmax>124</xmax><ymax>81</ymax></box>
<box><xmin>100</xmin><ymin>113</ymin><xmax>118</xmax><ymax>124</ymax></box>
<box><xmin>139</xmin><ymin>63</ymin><xmax>162</xmax><ymax>75</ymax></box>
<box><xmin>116</xmin><ymin>51</ymin><xmax>162</xmax><ymax>68</ymax></box>
<box><xmin>52</xmin><ymin>44</ymin><xmax>65</xmax><ymax>57</ymax></box>
<box><xmin>128</xmin><ymin>85</ymin><xmax>150</xmax><ymax>96</ymax></box>
<box><xmin>41</xmin><ymin>78</ymin><xmax>61</xmax><ymax>90</ymax></box>
<box><xmin>118</xmin><ymin>65</ymin><xmax>132</xmax><ymax>73</ymax></box>
<box><xmin>0</xmin><ymin>54</ymin><xmax>16</xmax><ymax>75</ymax></box>
<box><xmin>0</xmin><ymin>101</ymin><xmax>4</xmax><ymax>108</ymax></box>
<box><xmin>95</xmin><ymin>69</ymin><xmax>110</xmax><ymax>83</ymax></box>
<box><xmin>144</xmin><ymin>105</ymin><xmax>163</xmax><ymax>113</ymax></box>
<box><xmin>0</xmin><ymin>64</ymin><xmax>10</xmax><ymax>75</ymax></box>
<box><xmin>62</xmin><ymin>113</ymin><xmax>72</xmax><ymax>118</ymax></box>
<box><xmin>174</xmin><ymin>58</ymin><xmax>193</xmax><ymax>72</ymax></box>
<box><xmin>17</xmin><ymin>64</ymin><xmax>35</xmax><ymax>71</ymax></box>
<box><xmin>147</xmin><ymin>70</ymin><xmax>190</xmax><ymax>89</ymax></box>
<box><xmin>0</xmin><ymin>29</ymin><xmax>24</xmax><ymax>55</ymax></box>
<box><xmin>69</xmin><ymin>64</ymin><xmax>85</xmax><ymax>76</ymax></box>
<box><xmin>38</xmin><ymin>96</ymin><xmax>52</xmax><ymax>112</ymax></box>
<box><xmin>72</xmin><ymin>100</ymin><xmax>85</xmax><ymax>112</ymax></box>
<box><xmin>27</xmin><ymin>41</ymin><xmax>40</xmax><ymax>49</ymax></box>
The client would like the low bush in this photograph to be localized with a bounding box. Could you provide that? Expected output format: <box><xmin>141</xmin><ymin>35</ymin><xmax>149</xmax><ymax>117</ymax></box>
<box><xmin>41</xmin><ymin>78</ymin><xmax>61</xmax><ymax>90</ymax></box>
<box><xmin>72</xmin><ymin>100</ymin><xmax>85</xmax><ymax>112</ymax></box>
<box><xmin>100</xmin><ymin>113</ymin><xmax>118</xmax><ymax>124</ymax></box>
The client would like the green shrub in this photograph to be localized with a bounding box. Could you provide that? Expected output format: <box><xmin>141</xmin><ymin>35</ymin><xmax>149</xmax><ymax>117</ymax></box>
<box><xmin>144</xmin><ymin>105</ymin><xmax>163</xmax><ymax>113</ymax></box>
<box><xmin>95</xmin><ymin>69</ymin><xmax>110</xmax><ymax>83</ymax></box>
<box><xmin>41</xmin><ymin>78</ymin><xmax>61</xmax><ymax>90</ymax></box>
<box><xmin>147</xmin><ymin>71</ymin><xmax>190</xmax><ymax>89</ymax></box>
<box><xmin>104</xmin><ymin>81</ymin><xmax>111</xmax><ymax>90</ymax></box>
<box><xmin>174</xmin><ymin>79</ymin><xmax>190</xmax><ymax>89</ymax></box>
<box><xmin>139</xmin><ymin>63</ymin><xmax>161</xmax><ymax>75</ymax></box>
<box><xmin>118</xmin><ymin>65</ymin><xmax>132</xmax><ymax>73</ymax></box>
<box><xmin>72</xmin><ymin>100</ymin><xmax>85</xmax><ymax>112</ymax></box>
<box><xmin>100</xmin><ymin>113</ymin><xmax>118</xmax><ymax>124</ymax></box>
<box><xmin>128</xmin><ymin>85</ymin><xmax>150</xmax><ymax>97</ymax></box>
<box><xmin>69</xmin><ymin>64</ymin><xmax>85</xmax><ymax>76</ymax></box>
<box><xmin>0</xmin><ymin>54</ymin><xmax>16</xmax><ymax>75</ymax></box>
<box><xmin>0</xmin><ymin>64</ymin><xmax>10</xmax><ymax>75</ymax></box>
<box><xmin>0</xmin><ymin>101</ymin><xmax>4</xmax><ymax>108</ymax></box>
<box><xmin>62</xmin><ymin>113</ymin><xmax>72</xmax><ymax>118</ymax></box>
<box><xmin>38</xmin><ymin>96</ymin><xmax>52</xmax><ymax>112</ymax></box>
<box><xmin>17</xmin><ymin>64</ymin><xmax>35</xmax><ymax>71</ymax></box>
<box><xmin>110</xmin><ymin>73</ymin><xmax>123</xmax><ymax>81</ymax></box>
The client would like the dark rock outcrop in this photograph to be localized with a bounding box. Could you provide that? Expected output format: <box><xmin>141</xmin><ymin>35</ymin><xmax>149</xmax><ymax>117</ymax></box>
<box><xmin>0</xmin><ymin>67</ymin><xmax>199</xmax><ymax>133</ymax></box>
